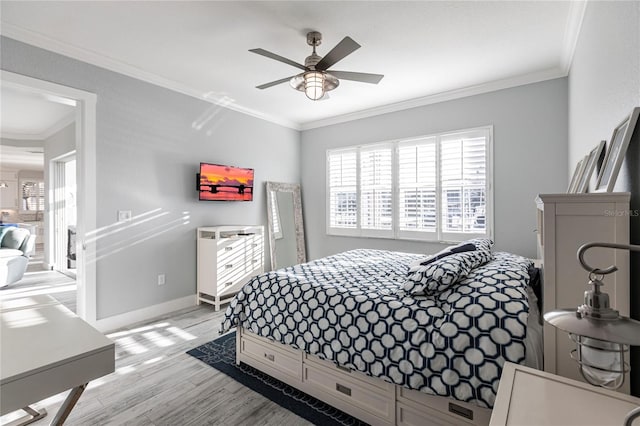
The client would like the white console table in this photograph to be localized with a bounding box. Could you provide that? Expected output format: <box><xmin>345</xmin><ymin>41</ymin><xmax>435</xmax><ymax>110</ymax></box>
<box><xmin>490</xmin><ymin>362</ymin><xmax>640</xmax><ymax>426</ymax></box>
<box><xmin>1</xmin><ymin>295</ymin><xmax>115</xmax><ymax>425</ymax></box>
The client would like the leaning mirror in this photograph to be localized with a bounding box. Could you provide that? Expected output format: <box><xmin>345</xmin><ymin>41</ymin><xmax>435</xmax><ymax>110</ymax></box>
<box><xmin>265</xmin><ymin>182</ymin><xmax>306</xmax><ymax>270</ymax></box>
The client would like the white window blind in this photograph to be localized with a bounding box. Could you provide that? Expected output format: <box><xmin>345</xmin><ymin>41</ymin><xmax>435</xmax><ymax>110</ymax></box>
<box><xmin>327</xmin><ymin>127</ymin><xmax>491</xmax><ymax>242</ymax></box>
<box><xmin>328</xmin><ymin>149</ymin><xmax>358</xmax><ymax>230</ymax></box>
<box><xmin>440</xmin><ymin>134</ymin><xmax>487</xmax><ymax>238</ymax></box>
<box><xmin>398</xmin><ymin>138</ymin><xmax>437</xmax><ymax>238</ymax></box>
<box><xmin>360</xmin><ymin>146</ymin><xmax>392</xmax><ymax>234</ymax></box>
<box><xmin>21</xmin><ymin>181</ymin><xmax>45</xmax><ymax>212</ymax></box>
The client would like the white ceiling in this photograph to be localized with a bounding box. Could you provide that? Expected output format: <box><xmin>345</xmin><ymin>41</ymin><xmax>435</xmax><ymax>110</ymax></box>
<box><xmin>0</xmin><ymin>1</ymin><xmax>585</xmax><ymax>130</ymax></box>
<box><xmin>0</xmin><ymin>85</ymin><xmax>75</xmax><ymax>170</ymax></box>
<box><xmin>1</xmin><ymin>85</ymin><xmax>75</xmax><ymax>139</ymax></box>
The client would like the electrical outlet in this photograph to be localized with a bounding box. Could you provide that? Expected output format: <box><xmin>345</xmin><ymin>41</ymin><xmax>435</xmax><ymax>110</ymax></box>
<box><xmin>157</xmin><ymin>274</ymin><xmax>165</xmax><ymax>286</ymax></box>
<box><xmin>118</xmin><ymin>210</ymin><xmax>132</xmax><ymax>222</ymax></box>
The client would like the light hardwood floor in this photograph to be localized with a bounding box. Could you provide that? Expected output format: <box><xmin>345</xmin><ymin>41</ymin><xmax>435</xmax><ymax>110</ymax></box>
<box><xmin>0</xmin><ymin>304</ymin><xmax>312</xmax><ymax>426</ymax></box>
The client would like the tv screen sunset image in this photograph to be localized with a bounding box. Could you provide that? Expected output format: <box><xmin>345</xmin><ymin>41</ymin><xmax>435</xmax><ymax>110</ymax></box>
<box><xmin>199</xmin><ymin>163</ymin><xmax>254</xmax><ymax>201</ymax></box>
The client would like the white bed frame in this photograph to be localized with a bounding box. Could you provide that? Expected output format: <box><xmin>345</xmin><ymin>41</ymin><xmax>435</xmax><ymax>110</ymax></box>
<box><xmin>236</xmin><ymin>327</ymin><xmax>492</xmax><ymax>426</ymax></box>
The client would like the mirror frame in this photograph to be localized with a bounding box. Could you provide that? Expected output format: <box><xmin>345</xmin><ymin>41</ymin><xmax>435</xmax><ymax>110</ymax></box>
<box><xmin>265</xmin><ymin>181</ymin><xmax>306</xmax><ymax>270</ymax></box>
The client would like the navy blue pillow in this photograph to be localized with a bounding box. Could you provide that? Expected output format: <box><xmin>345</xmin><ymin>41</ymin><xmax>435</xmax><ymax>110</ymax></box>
<box><xmin>419</xmin><ymin>242</ymin><xmax>477</xmax><ymax>266</ymax></box>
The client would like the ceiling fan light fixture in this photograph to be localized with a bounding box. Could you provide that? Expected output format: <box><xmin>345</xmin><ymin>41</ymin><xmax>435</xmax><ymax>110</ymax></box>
<box><xmin>304</xmin><ymin>71</ymin><xmax>325</xmax><ymax>101</ymax></box>
<box><xmin>290</xmin><ymin>71</ymin><xmax>339</xmax><ymax>101</ymax></box>
<box><xmin>252</xmin><ymin>31</ymin><xmax>382</xmax><ymax>100</ymax></box>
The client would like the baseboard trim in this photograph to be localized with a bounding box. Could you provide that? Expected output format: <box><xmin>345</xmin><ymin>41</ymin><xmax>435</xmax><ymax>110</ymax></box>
<box><xmin>95</xmin><ymin>295</ymin><xmax>196</xmax><ymax>333</ymax></box>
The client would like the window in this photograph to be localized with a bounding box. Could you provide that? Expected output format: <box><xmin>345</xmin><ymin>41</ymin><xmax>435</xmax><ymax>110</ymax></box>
<box><xmin>327</xmin><ymin>127</ymin><xmax>492</xmax><ymax>242</ymax></box>
<box><xmin>20</xmin><ymin>180</ymin><xmax>45</xmax><ymax>212</ymax></box>
<box><xmin>328</xmin><ymin>149</ymin><xmax>358</xmax><ymax>232</ymax></box>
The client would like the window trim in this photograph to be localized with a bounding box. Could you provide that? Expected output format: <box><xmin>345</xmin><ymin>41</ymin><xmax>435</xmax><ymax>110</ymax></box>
<box><xmin>326</xmin><ymin>125</ymin><xmax>494</xmax><ymax>243</ymax></box>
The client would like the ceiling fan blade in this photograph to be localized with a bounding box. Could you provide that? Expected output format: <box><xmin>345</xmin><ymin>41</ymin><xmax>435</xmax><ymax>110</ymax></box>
<box><xmin>315</xmin><ymin>37</ymin><xmax>360</xmax><ymax>71</ymax></box>
<box><xmin>329</xmin><ymin>71</ymin><xmax>384</xmax><ymax>84</ymax></box>
<box><xmin>249</xmin><ymin>48</ymin><xmax>307</xmax><ymax>71</ymax></box>
<box><xmin>256</xmin><ymin>76</ymin><xmax>296</xmax><ymax>90</ymax></box>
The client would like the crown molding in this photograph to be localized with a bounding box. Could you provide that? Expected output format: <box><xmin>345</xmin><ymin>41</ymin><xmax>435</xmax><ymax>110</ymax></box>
<box><xmin>559</xmin><ymin>0</ymin><xmax>588</xmax><ymax>74</ymax></box>
<box><xmin>300</xmin><ymin>68</ymin><xmax>567</xmax><ymax>130</ymax></box>
<box><xmin>1</xmin><ymin>23</ymin><xmax>301</xmax><ymax>130</ymax></box>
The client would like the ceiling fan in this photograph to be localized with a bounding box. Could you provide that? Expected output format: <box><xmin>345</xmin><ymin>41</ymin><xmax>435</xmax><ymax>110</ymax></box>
<box><xmin>250</xmin><ymin>31</ymin><xmax>384</xmax><ymax>101</ymax></box>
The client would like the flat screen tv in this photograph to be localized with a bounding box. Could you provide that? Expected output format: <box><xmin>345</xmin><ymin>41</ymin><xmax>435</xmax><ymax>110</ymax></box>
<box><xmin>198</xmin><ymin>163</ymin><xmax>254</xmax><ymax>201</ymax></box>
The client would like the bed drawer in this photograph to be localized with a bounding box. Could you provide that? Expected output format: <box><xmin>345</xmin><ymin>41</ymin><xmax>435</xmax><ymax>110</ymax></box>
<box><xmin>398</xmin><ymin>387</ymin><xmax>490</xmax><ymax>426</ymax></box>
<box><xmin>305</xmin><ymin>353</ymin><xmax>388</xmax><ymax>390</ymax></box>
<box><xmin>397</xmin><ymin>402</ymin><xmax>459</xmax><ymax>426</ymax></box>
<box><xmin>303</xmin><ymin>363</ymin><xmax>395</xmax><ymax>423</ymax></box>
<box><xmin>240</xmin><ymin>335</ymin><xmax>302</xmax><ymax>381</ymax></box>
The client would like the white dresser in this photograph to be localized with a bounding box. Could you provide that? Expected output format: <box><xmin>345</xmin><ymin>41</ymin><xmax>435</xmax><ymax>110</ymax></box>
<box><xmin>196</xmin><ymin>225</ymin><xmax>264</xmax><ymax>310</ymax></box>
<box><xmin>490</xmin><ymin>362</ymin><xmax>640</xmax><ymax>426</ymax></box>
<box><xmin>535</xmin><ymin>193</ymin><xmax>630</xmax><ymax>390</ymax></box>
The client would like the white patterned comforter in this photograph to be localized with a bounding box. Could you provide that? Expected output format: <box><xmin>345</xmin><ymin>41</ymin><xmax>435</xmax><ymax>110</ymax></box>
<box><xmin>221</xmin><ymin>249</ymin><xmax>532</xmax><ymax>408</ymax></box>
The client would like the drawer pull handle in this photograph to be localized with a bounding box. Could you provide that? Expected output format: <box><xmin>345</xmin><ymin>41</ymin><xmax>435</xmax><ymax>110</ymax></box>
<box><xmin>336</xmin><ymin>383</ymin><xmax>351</xmax><ymax>396</ymax></box>
<box><xmin>225</xmin><ymin>246</ymin><xmax>233</xmax><ymax>251</ymax></box>
<box><xmin>252</xmin><ymin>243</ymin><xmax>258</xmax><ymax>247</ymax></box>
<box><xmin>448</xmin><ymin>403</ymin><xmax>473</xmax><ymax>420</ymax></box>
<box><xmin>264</xmin><ymin>353</ymin><xmax>275</xmax><ymax>362</ymax></box>
<box><xmin>336</xmin><ymin>365</ymin><xmax>351</xmax><ymax>373</ymax></box>
<box><xmin>223</xmin><ymin>281</ymin><xmax>233</xmax><ymax>287</ymax></box>
<box><xmin>225</xmin><ymin>264</ymin><xmax>233</xmax><ymax>269</ymax></box>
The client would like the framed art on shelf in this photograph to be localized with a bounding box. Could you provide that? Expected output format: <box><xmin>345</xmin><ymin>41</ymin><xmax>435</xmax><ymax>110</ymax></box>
<box><xmin>567</xmin><ymin>155</ymin><xmax>588</xmax><ymax>193</ymax></box>
<box><xmin>576</xmin><ymin>140</ymin><xmax>606</xmax><ymax>193</ymax></box>
<box><xmin>594</xmin><ymin>107</ymin><xmax>640</xmax><ymax>192</ymax></box>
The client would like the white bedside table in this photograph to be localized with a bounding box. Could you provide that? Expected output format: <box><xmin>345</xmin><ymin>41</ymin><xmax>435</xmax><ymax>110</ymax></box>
<box><xmin>490</xmin><ymin>362</ymin><xmax>640</xmax><ymax>426</ymax></box>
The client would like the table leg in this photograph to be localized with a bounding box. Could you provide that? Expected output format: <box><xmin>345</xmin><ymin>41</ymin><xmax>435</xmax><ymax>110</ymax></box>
<box><xmin>49</xmin><ymin>383</ymin><xmax>87</xmax><ymax>426</ymax></box>
<box><xmin>3</xmin><ymin>406</ymin><xmax>47</xmax><ymax>426</ymax></box>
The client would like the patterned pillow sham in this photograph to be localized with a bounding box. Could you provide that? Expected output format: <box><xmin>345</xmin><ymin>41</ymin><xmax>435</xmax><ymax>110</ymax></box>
<box><xmin>403</xmin><ymin>238</ymin><xmax>494</xmax><ymax>296</ymax></box>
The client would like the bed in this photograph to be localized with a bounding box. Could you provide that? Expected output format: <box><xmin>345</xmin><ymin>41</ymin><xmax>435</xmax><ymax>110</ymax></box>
<box><xmin>221</xmin><ymin>243</ymin><xmax>543</xmax><ymax>425</ymax></box>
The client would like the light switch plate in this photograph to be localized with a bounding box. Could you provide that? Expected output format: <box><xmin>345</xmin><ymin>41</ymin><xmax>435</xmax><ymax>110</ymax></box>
<box><xmin>118</xmin><ymin>210</ymin><xmax>132</xmax><ymax>222</ymax></box>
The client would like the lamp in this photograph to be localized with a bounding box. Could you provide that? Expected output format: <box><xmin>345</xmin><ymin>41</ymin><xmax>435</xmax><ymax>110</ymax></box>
<box><xmin>288</xmin><ymin>32</ymin><xmax>339</xmax><ymax>101</ymax></box>
<box><xmin>290</xmin><ymin>71</ymin><xmax>339</xmax><ymax>101</ymax></box>
<box><xmin>543</xmin><ymin>242</ymin><xmax>640</xmax><ymax>425</ymax></box>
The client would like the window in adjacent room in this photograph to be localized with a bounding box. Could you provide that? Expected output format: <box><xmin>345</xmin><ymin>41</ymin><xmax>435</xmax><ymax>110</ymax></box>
<box><xmin>20</xmin><ymin>180</ymin><xmax>45</xmax><ymax>213</ymax></box>
<box><xmin>326</xmin><ymin>126</ymin><xmax>492</xmax><ymax>242</ymax></box>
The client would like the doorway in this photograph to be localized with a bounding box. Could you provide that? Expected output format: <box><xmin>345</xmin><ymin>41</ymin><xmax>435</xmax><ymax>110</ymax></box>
<box><xmin>1</xmin><ymin>70</ymin><xmax>97</xmax><ymax>325</ymax></box>
<box><xmin>52</xmin><ymin>153</ymin><xmax>77</xmax><ymax>279</ymax></box>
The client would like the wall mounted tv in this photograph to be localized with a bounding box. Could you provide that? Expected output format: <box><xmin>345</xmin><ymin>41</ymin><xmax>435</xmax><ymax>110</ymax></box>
<box><xmin>198</xmin><ymin>163</ymin><xmax>254</xmax><ymax>201</ymax></box>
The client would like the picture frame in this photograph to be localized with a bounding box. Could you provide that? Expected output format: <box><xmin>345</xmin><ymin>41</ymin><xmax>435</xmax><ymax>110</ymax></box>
<box><xmin>567</xmin><ymin>155</ymin><xmax>588</xmax><ymax>193</ymax></box>
<box><xmin>576</xmin><ymin>140</ymin><xmax>606</xmax><ymax>193</ymax></box>
<box><xmin>594</xmin><ymin>107</ymin><xmax>640</xmax><ymax>192</ymax></box>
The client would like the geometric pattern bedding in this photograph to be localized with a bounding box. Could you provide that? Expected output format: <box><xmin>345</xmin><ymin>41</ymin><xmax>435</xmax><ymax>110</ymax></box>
<box><xmin>221</xmin><ymin>249</ymin><xmax>532</xmax><ymax>408</ymax></box>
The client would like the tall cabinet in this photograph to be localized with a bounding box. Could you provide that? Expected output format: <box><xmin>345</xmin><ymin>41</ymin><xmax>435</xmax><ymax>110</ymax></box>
<box><xmin>536</xmin><ymin>193</ymin><xmax>630</xmax><ymax>392</ymax></box>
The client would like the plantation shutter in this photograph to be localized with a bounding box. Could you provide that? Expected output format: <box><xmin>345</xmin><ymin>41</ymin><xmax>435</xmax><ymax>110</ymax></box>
<box><xmin>359</xmin><ymin>145</ymin><xmax>393</xmax><ymax>236</ymax></box>
<box><xmin>328</xmin><ymin>149</ymin><xmax>358</xmax><ymax>232</ymax></box>
<box><xmin>440</xmin><ymin>132</ymin><xmax>488</xmax><ymax>240</ymax></box>
<box><xmin>326</xmin><ymin>127</ymin><xmax>491</xmax><ymax>241</ymax></box>
<box><xmin>397</xmin><ymin>137</ymin><xmax>438</xmax><ymax>239</ymax></box>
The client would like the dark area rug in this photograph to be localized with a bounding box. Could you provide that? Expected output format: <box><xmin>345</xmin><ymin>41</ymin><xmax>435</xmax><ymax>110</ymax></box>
<box><xmin>186</xmin><ymin>331</ymin><xmax>368</xmax><ymax>426</ymax></box>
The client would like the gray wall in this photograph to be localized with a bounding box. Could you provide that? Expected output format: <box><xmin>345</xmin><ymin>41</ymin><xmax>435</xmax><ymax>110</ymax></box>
<box><xmin>1</xmin><ymin>36</ymin><xmax>300</xmax><ymax>319</ymax></box>
<box><xmin>567</xmin><ymin>0</ymin><xmax>640</xmax><ymax>395</ymax></box>
<box><xmin>301</xmin><ymin>78</ymin><xmax>568</xmax><ymax>260</ymax></box>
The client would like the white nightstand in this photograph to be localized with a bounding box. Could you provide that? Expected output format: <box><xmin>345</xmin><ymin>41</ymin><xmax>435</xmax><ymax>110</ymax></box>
<box><xmin>490</xmin><ymin>363</ymin><xmax>640</xmax><ymax>426</ymax></box>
